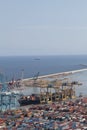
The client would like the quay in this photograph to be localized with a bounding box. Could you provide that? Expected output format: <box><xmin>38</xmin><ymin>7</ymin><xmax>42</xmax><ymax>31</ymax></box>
<box><xmin>17</xmin><ymin>68</ymin><xmax>84</xmax><ymax>88</ymax></box>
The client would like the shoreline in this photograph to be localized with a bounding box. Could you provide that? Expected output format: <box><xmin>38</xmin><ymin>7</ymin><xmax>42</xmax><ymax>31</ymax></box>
<box><xmin>22</xmin><ymin>68</ymin><xmax>87</xmax><ymax>81</ymax></box>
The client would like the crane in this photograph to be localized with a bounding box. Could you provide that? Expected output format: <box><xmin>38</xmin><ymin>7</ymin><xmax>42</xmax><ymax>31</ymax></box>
<box><xmin>0</xmin><ymin>73</ymin><xmax>9</xmax><ymax>92</ymax></box>
<box><xmin>33</xmin><ymin>72</ymin><xmax>40</xmax><ymax>86</ymax></box>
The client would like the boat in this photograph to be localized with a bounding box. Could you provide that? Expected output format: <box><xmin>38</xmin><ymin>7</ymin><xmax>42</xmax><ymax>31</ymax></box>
<box><xmin>18</xmin><ymin>79</ymin><xmax>79</xmax><ymax>106</ymax></box>
<box><xmin>18</xmin><ymin>87</ymin><xmax>76</xmax><ymax>106</ymax></box>
<box><xmin>34</xmin><ymin>58</ymin><xmax>40</xmax><ymax>60</ymax></box>
<box><xmin>18</xmin><ymin>94</ymin><xmax>40</xmax><ymax>106</ymax></box>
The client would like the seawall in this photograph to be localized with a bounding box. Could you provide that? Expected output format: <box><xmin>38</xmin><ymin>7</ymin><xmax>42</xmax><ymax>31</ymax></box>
<box><xmin>22</xmin><ymin>68</ymin><xmax>87</xmax><ymax>81</ymax></box>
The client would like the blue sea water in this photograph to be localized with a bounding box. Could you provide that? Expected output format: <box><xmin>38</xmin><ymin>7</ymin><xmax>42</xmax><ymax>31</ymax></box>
<box><xmin>0</xmin><ymin>55</ymin><xmax>87</xmax><ymax>80</ymax></box>
<box><xmin>0</xmin><ymin>55</ymin><xmax>87</xmax><ymax>110</ymax></box>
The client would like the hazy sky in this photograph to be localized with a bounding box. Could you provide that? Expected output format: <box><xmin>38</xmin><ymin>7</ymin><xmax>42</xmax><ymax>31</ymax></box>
<box><xmin>0</xmin><ymin>0</ymin><xmax>87</xmax><ymax>56</ymax></box>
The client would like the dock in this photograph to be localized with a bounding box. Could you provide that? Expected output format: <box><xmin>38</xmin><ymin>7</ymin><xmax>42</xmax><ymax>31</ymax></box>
<box><xmin>22</xmin><ymin>68</ymin><xmax>87</xmax><ymax>81</ymax></box>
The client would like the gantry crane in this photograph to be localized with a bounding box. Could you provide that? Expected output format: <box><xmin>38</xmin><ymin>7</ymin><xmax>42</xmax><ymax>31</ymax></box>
<box><xmin>0</xmin><ymin>73</ymin><xmax>9</xmax><ymax>92</ymax></box>
<box><xmin>33</xmin><ymin>72</ymin><xmax>40</xmax><ymax>86</ymax></box>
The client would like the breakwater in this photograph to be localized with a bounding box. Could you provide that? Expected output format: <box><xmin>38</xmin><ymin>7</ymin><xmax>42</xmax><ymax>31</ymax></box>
<box><xmin>22</xmin><ymin>68</ymin><xmax>87</xmax><ymax>81</ymax></box>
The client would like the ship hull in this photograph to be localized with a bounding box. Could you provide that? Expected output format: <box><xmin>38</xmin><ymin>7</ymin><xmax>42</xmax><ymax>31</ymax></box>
<box><xmin>18</xmin><ymin>99</ymin><xmax>40</xmax><ymax>106</ymax></box>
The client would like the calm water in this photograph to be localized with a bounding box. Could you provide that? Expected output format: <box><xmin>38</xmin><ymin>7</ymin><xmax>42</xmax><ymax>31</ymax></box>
<box><xmin>0</xmin><ymin>55</ymin><xmax>87</xmax><ymax>80</ymax></box>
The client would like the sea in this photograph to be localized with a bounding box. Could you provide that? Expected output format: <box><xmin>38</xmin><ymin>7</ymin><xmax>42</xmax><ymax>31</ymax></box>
<box><xmin>0</xmin><ymin>55</ymin><xmax>87</xmax><ymax>79</ymax></box>
<box><xmin>0</xmin><ymin>55</ymin><xmax>87</xmax><ymax>110</ymax></box>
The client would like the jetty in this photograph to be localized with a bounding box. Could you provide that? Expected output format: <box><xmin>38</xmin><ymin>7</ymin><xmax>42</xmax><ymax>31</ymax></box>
<box><xmin>22</xmin><ymin>68</ymin><xmax>87</xmax><ymax>81</ymax></box>
<box><xmin>21</xmin><ymin>68</ymin><xmax>84</xmax><ymax>87</ymax></box>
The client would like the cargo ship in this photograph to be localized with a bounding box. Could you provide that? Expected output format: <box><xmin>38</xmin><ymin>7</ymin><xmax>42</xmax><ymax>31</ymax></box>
<box><xmin>18</xmin><ymin>89</ymin><xmax>75</xmax><ymax>106</ymax></box>
<box><xmin>18</xmin><ymin>94</ymin><xmax>40</xmax><ymax>106</ymax></box>
<box><xmin>18</xmin><ymin>80</ymin><xmax>80</xmax><ymax>106</ymax></box>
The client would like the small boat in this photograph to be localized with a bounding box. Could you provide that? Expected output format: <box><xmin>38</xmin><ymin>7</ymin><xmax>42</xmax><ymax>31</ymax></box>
<box><xmin>34</xmin><ymin>58</ymin><xmax>40</xmax><ymax>60</ymax></box>
<box><xmin>18</xmin><ymin>94</ymin><xmax>40</xmax><ymax>106</ymax></box>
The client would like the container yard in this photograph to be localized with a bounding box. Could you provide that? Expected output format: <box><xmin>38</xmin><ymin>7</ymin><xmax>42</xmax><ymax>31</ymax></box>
<box><xmin>0</xmin><ymin>96</ymin><xmax>87</xmax><ymax>129</ymax></box>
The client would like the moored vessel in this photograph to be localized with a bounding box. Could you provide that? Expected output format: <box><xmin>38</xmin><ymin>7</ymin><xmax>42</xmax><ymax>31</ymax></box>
<box><xmin>18</xmin><ymin>94</ymin><xmax>40</xmax><ymax>106</ymax></box>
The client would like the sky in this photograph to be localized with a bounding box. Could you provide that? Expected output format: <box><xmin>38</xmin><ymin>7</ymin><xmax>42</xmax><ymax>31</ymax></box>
<box><xmin>0</xmin><ymin>0</ymin><xmax>87</xmax><ymax>56</ymax></box>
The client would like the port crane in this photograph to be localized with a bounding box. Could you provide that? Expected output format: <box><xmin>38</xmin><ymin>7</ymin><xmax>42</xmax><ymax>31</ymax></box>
<box><xmin>33</xmin><ymin>72</ymin><xmax>40</xmax><ymax>86</ymax></box>
<box><xmin>0</xmin><ymin>73</ymin><xmax>9</xmax><ymax>92</ymax></box>
<box><xmin>39</xmin><ymin>76</ymin><xmax>81</xmax><ymax>103</ymax></box>
<box><xmin>0</xmin><ymin>73</ymin><xmax>21</xmax><ymax>111</ymax></box>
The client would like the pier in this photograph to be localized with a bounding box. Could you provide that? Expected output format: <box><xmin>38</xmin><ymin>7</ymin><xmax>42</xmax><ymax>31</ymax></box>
<box><xmin>22</xmin><ymin>68</ymin><xmax>87</xmax><ymax>81</ymax></box>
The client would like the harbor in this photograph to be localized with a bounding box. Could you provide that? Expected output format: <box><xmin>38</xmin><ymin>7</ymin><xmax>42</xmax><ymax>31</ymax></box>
<box><xmin>0</xmin><ymin>68</ymin><xmax>86</xmax><ymax>110</ymax></box>
<box><xmin>0</xmin><ymin>69</ymin><xmax>87</xmax><ymax>129</ymax></box>
<box><xmin>1</xmin><ymin>0</ymin><xmax>87</xmax><ymax>129</ymax></box>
